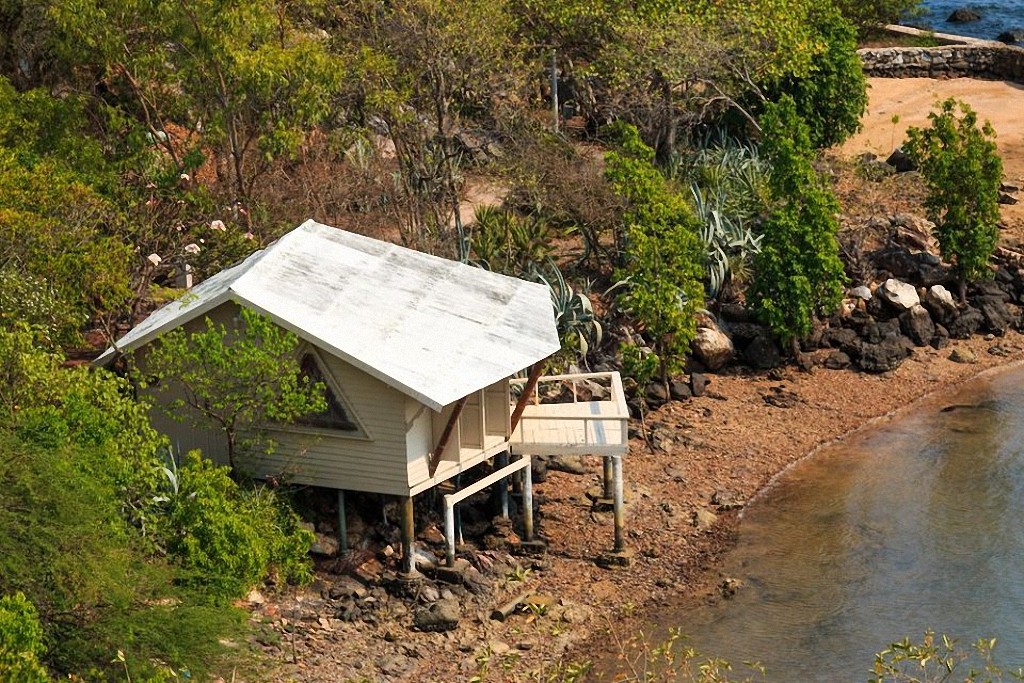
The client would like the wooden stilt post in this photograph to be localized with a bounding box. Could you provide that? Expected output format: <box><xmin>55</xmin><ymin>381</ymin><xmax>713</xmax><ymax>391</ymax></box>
<box><xmin>444</xmin><ymin>500</ymin><xmax>456</xmax><ymax>567</ymax></box>
<box><xmin>612</xmin><ymin>455</ymin><xmax>625</xmax><ymax>552</ymax></box>
<box><xmin>400</xmin><ymin>495</ymin><xmax>418</xmax><ymax>578</ymax></box>
<box><xmin>495</xmin><ymin>451</ymin><xmax>509</xmax><ymax>518</ymax></box>
<box><xmin>337</xmin><ymin>489</ymin><xmax>348</xmax><ymax>555</ymax></box>
<box><xmin>523</xmin><ymin>455</ymin><xmax>534</xmax><ymax>542</ymax></box>
<box><xmin>603</xmin><ymin>456</ymin><xmax>614</xmax><ymax>499</ymax></box>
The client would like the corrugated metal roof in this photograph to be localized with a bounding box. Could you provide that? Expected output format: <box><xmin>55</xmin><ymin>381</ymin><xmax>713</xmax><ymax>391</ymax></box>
<box><xmin>97</xmin><ymin>220</ymin><xmax>561</xmax><ymax>411</ymax></box>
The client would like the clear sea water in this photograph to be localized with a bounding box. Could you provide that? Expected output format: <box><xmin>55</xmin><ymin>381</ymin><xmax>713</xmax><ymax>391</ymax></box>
<box><xmin>616</xmin><ymin>367</ymin><xmax>1024</xmax><ymax>681</ymax></box>
<box><xmin>915</xmin><ymin>0</ymin><xmax>1024</xmax><ymax>41</ymax></box>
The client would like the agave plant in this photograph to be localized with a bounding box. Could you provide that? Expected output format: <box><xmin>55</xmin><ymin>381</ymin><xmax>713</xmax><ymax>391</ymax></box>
<box><xmin>525</xmin><ymin>259</ymin><xmax>603</xmax><ymax>359</ymax></box>
<box><xmin>666</xmin><ymin>133</ymin><xmax>770</xmax><ymax>299</ymax></box>
<box><xmin>468</xmin><ymin>205</ymin><xmax>553</xmax><ymax>274</ymax></box>
<box><xmin>690</xmin><ymin>184</ymin><xmax>763</xmax><ymax>298</ymax></box>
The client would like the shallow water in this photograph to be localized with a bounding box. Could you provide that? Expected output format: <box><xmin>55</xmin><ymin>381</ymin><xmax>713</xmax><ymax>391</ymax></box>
<box><xmin>654</xmin><ymin>367</ymin><xmax>1024</xmax><ymax>681</ymax></box>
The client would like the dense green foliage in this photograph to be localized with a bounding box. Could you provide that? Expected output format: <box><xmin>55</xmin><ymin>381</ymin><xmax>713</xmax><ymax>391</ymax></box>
<box><xmin>136</xmin><ymin>307</ymin><xmax>327</xmax><ymax>469</ymax></box>
<box><xmin>0</xmin><ymin>593</ymin><xmax>49</xmax><ymax>683</ymax></box>
<box><xmin>606</xmin><ymin>124</ymin><xmax>704</xmax><ymax>388</ymax></box>
<box><xmin>0</xmin><ymin>325</ymin><xmax>309</xmax><ymax>678</ymax></box>
<box><xmin>905</xmin><ymin>98</ymin><xmax>1003</xmax><ymax>299</ymax></box>
<box><xmin>153</xmin><ymin>452</ymin><xmax>313</xmax><ymax>602</ymax></box>
<box><xmin>750</xmin><ymin>97</ymin><xmax>845</xmax><ymax>347</ymax></box>
<box><xmin>767</xmin><ymin>5</ymin><xmax>867</xmax><ymax>149</ymax></box>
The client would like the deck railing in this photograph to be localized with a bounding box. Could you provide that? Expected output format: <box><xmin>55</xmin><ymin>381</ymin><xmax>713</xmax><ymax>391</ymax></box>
<box><xmin>508</xmin><ymin>371</ymin><xmax>629</xmax><ymax>455</ymax></box>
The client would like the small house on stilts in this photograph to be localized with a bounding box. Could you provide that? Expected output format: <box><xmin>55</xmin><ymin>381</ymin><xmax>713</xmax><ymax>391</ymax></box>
<box><xmin>97</xmin><ymin>220</ymin><xmax>630</xmax><ymax>574</ymax></box>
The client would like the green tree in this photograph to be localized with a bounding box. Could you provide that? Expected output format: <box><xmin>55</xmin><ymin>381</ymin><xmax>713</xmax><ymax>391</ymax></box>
<box><xmin>338</xmin><ymin>0</ymin><xmax>527</xmax><ymax>255</ymax></box>
<box><xmin>606</xmin><ymin>124</ymin><xmax>704</xmax><ymax>391</ymax></box>
<box><xmin>0</xmin><ymin>593</ymin><xmax>49</xmax><ymax>683</ymax></box>
<box><xmin>905</xmin><ymin>98</ymin><xmax>1003</xmax><ymax>301</ymax></box>
<box><xmin>750</xmin><ymin>96</ymin><xmax>845</xmax><ymax>353</ymax></box>
<box><xmin>136</xmin><ymin>308</ymin><xmax>327</xmax><ymax>470</ymax></box>
<box><xmin>49</xmin><ymin>0</ymin><xmax>347</xmax><ymax>204</ymax></box>
<box><xmin>767</xmin><ymin>4</ymin><xmax>867</xmax><ymax>149</ymax></box>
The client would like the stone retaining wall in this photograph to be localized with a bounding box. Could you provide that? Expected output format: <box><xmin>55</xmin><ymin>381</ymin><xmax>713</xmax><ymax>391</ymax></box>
<box><xmin>859</xmin><ymin>44</ymin><xmax>1024</xmax><ymax>81</ymax></box>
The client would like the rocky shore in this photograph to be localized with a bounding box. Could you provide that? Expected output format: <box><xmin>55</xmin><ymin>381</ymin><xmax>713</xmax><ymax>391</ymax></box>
<box><xmin>250</xmin><ymin>76</ymin><xmax>1024</xmax><ymax>683</ymax></box>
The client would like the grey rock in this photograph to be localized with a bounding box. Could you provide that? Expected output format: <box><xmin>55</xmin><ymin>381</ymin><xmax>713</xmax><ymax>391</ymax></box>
<box><xmin>669</xmin><ymin>379</ymin><xmax>692</xmax><ymax>401</ymax></box>
<box><xmin>849</xmin><ymin>285</ymin><xmax>873</xmax><ymax>300</ymax></box>
<box><xmin>692</xmin><ymin>327</ymin><xmax>735</xmax><ymax>371</ymax></box>
<box><xmin>948</xmin><ymin>8</ymin><xmax>981</xmax><ymax>22</ymax></box>
<box><xmin>879</xmin><ymin>278</ymin><xmax>920</xmax><ymax>310</ymax></box>
<box><xmin>856</xmin><ymin>336</ymin><xmax>911</xmax><ymax>373</ymax></box>
<box><xmin>412</xmin><ymin>599</ymin><xmax>460</xmax><ymax>632</ymax></box>
<box><xmin>947</xmin><ymin>307</ymin><xmax>984</xmax><ymax>339</ymax></box>
<box><xmin>950</xmin><ymin>347</ymin><xmax>978</xmax><ymax>364</ymax></box>
<box><xmin>547</xmin><ymin>455</ymin><xmax>588</xmax><ymax>475</ymax></box>
<box><xmin>886</xmin><ymin>148</ymin><xmax>917</xmax><ymax>173</ymax></box>
<box><xmin>899</xmin><ymin>304</ymin><xmax>935</xmax><ymax>347</ymax></box>
<box><xmin>690</xmin><ymin>372</ymin><xmax>709</xmax><ymax>397</ymax></box>
<box><xmin>824</xmin><ymin>351</ymin><xmax>852</xmax><ymax>369</ymax></box>
<box><xmin>743</xmin><ymin>332</ymin><xmax>782</xmax><ymax>369</ymax></box>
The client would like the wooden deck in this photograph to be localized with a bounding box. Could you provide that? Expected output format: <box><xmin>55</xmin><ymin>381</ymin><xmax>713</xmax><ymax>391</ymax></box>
<box><xmin>509</xmin><ymin>372</ymin><xmax>629</xmax><ymax>457</ymax></box>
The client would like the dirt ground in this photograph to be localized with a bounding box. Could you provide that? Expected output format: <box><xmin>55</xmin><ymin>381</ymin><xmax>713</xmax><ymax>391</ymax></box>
<box><xmin>842</xmin><ymin>77</ymin><xmax>1024</xmax><ymax>237</ymax></box>
<box><xmin>259</xmin><ymin>77</ymin><xmax>1024</xmax><ymax>683</ymax></box>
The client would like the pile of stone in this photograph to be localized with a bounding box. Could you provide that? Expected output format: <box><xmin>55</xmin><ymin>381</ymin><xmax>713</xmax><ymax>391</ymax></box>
<box><xmin>687</xmin><ymin>221</ymin><xmax>1024</xmax><ymax>379</ymax></box>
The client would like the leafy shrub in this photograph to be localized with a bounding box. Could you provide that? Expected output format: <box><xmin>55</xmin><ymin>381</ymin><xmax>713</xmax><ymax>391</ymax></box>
<box><xmin>606</xmin><ymin>123</ymin><xmax>704</xmax><ymax>390</ymax></box>
<box><xmin>905</xmin><ymin>98</ymin><xmax>1003</xmax><ymax>300</ymax></box>
<box><xmin>0</xmin><ymin>593</ymin><xmax>50</xmax><ymax>683</ymax></box>
<box><xmin>767</xmin><ymin>4</ymin><xmax>867</xmax><ymax>149</ymax></box>
<box><xmin>137</xmin><ymin>308</ymin><xmax>327</xmax><ymax>470</ymax></box>
<box><xmin>152</xmin><ymin>451</ymin><xmax>313</xmax><ymax>602</ymax></box>
<box><xmin>750</xmin><ymin>96</ymin><xmax>845</xmax><ymax>349</ymax></box>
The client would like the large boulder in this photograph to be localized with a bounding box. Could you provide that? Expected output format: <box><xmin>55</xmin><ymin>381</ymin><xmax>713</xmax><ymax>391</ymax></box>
<box><xmin>413</xmin><ymin>599</ymin><xmax>460</xmax><ymax>632</ymax></box>
<box><xmin>997</xmin><ymin>29</ymin><xmax>1024</xmax><ymax>44</ymax></box>
<box><xmin>692</xmin><ymin>326</ymin><xmax>735</xmax><ymax>371</ymax></box>
<box><xmin>886</xmin><ymin>148</ymin><xmax>917</xmax><ymax>173</ymax></box>
<box><xmin>878</xmin><ymin>278</ymin><xmax>920</xmax><ymax>311</ymax></box>
<box><xmin>899</xmin><ymin>304</ymin><xmax>936</xmax><ymax>347</ymax></box>
<box><xmin>743</xmin><ymin>331</ymin><xmax>782</xmax><ymax>369</ymax></box>
<box><xmin>946</xmin><ymin>306</ymin><xmax>984</xmax><ymax>339</ymax></box>
<box><xmin>948</xmin><ymin>7</ymin><xmax>981</xmax><ymax>22</ymax></box>
<box><xmin>977</xmin><ymin>297</ymin><xmax>1016</xmax><ymax>336</ymax></box>
<box><xmin>855</xmin><ymin>336</ymin><xmax>913</xmax><ymax>373</ymax></box>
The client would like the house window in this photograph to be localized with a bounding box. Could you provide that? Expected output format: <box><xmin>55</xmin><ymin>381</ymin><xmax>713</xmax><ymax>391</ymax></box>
<box><xmin>295</xmin><ymin>352</ymin><xmax>360</xmax><ymax>432</ymax></box>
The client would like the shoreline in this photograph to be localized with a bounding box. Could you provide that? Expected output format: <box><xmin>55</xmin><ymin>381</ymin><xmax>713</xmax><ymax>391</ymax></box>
<box><xmin>565</xmin><ymin>336</ymin><xmax>1024</xmax><ymax>681</ymax></box>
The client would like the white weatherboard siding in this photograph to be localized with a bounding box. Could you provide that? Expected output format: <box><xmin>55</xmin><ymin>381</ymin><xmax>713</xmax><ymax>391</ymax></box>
<box><xmin>97</xmin><ymin>220</ymin><xmax>560</xmax><ymax>411</ymax></box>
<box><xmin>249</xmin><ymin>348</ymin><xmax>410</xmax><ymax>496</ymax></box>
<box><xmin>406</xmin><ymin>378</ymin><xmax>511</xmax><ymax>494</ymax></box>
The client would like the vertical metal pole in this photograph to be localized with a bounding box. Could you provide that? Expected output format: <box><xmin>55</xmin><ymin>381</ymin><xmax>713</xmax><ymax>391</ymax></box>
<box><xmin>612</xmin><ymin>455</ymin><xmax>625</xmax><ymax>552</ymax></box>
<box><xmin>523</xmin><ymin>456</ymin><xmax>534</xmax><ymax>542</ymax></box>
<box><xmin>496</xmin><ymin>451</ymin><xmax>509</xmax><ymax>518</ymax></box>
<box><xmin>603</xmin><ymin>456</ymin><xmax>614</xmax><ymax>499</ymax></box>
<box><xmin>551</xmin><ymin>50</ymin><xmax>559</xmax><ymax>134</ymax></box>
<box><xmin>401</xmin><ymin>495</ymin><xmax>417</xmax><ymax>576</ymax></box>
<box><xmin>444</xmin><ymin>497</ymin><xmax>456</xmax><ymax>567</ymax></box>
<box><xmin>337</xmin><ymin>489</ymin><xmax>348</xmax><ymax>555</ymax></box>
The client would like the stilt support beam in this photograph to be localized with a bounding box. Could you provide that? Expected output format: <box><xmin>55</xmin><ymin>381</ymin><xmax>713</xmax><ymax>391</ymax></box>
<box><xmin>522</xmin><ymin>457</ymin><xmax>534</xmax><ymax>542</ymax></box>
<box><xmin>612</xmin><ymin>454</ymin><xmax>625</xmax><ymax>551</ymax></box>
<box><xmin>400</xmin><ymin>495</ymin><xmax>420</xmax><ymax>579</ymax></box>
<box><xmin>443</xmin><ymin>456</ymin><xmax>532</xmax><ymax>567</ymax></box>
<box><xmin>337</xmin><ymin>489</ymin><xmax>348</xmax><ymax>555</ymax></box>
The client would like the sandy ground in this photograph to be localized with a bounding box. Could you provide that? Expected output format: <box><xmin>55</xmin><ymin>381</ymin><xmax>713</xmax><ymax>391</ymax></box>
<box><xmin>261</xmin><ymin>77</ymin><xmax>1024</xmax><ymax>683</ymax></box>
<box><xmin>842</xmin><ymin>77</ymin><xmax>1024</xmax><ymax>236</ymax></box>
